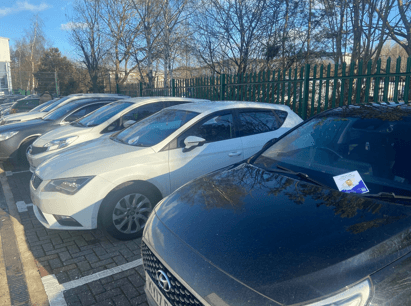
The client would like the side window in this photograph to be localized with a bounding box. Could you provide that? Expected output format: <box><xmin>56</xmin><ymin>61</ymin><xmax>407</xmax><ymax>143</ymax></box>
<box><xmin>64</xmin><ymin>103</ymin><xmax>105</xmax><ymax>122</ymax></box>
<box><xmin>238</xmin><ymin>110</ymin><xmax>280</xmax><ymax>137</ymax></box>
<box><xmin>274</xmin><ymin>110</ymin><xmax>288</xmax><ymax>125</ymax></box>
<box><xmin>177</xmin><ymin>112</ymin><xmax>235</xmax><ymax>148</ymax></box>
<box><xmin>123</xmin><ymin>102</ymin><xmax>165</xmax><ymax>123</ymax></box>
<box><xmin>168</xmin><ymin>101</ymin><xmax>191</xmax><ymax>107</ymax></box>
<box><xmin>102</xmin><ymin>118</ymin><xmax>121</xmax><ymax>133</ymax></box>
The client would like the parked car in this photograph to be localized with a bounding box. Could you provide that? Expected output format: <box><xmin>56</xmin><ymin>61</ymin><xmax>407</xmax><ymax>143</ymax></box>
<box><xmin>1</xmin><ymin>93</ymin><xmax>127</xmax><ymax>125</ymax></box>
<box><xmin>27</xmin><ymin>97</ymin><xmax>209</xmax><ymax>172</ymax></box>
<box><xmin>0</xmin><ymin>96</ymin><xmax>127</xmax><ymax>162</ymax></box>
<box><xmin>9</xmin><ymin>97</ymin><xmax>41</xmax><ymax>114</ymax></box>
<box><xmin>29</xmin><ymin>101</ymin><xmax>302</xmax><ymax>240</ymax></box>
<box><xmin>141</xmin><ymin>103</ymin><xmax>411</xmax><ymax>306</ymax></box>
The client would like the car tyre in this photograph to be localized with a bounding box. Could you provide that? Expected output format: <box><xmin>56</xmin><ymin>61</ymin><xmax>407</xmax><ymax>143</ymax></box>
<box><xmin>18</xmin><ymin>138</ymin><xmax>36</xmax><ymax>166</ymax></box>
<box><xmin>100</xmin><ymin>183</ymin><xmax>160</xmax><ymax>241</ymax></box>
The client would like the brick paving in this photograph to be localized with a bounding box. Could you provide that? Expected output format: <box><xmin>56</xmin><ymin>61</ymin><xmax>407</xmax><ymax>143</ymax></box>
<box><xmin>6</xmin><ymin>171</ymin><xmax>149</xmax><ymax>306</ymax></box>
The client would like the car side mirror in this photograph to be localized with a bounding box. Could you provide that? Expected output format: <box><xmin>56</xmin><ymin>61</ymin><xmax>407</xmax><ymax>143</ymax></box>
<box><xmin>123</xmin><ymin>120</ymin><xmax>136</xmax><ymax>128</ymax></box>
<box><xmin>184</xmin><ymin>136</ymin><xmax>206</xmax><ymax>150</ymax></box>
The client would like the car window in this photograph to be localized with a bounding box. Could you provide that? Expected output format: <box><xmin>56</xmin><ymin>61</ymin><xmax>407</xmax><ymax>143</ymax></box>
<box><xmin>275</xmin><ymin>110</ymin><xmax>288</xmax><ymax>125</ymax></box>
<box><xmin>114</xmin><ymin>109</ymin><xmax>199</xmax><ymax>147</ymax></box>
<box><xmin>255</xmin><ymin>110</ymin><xmax>411</xmax><ymax>196</ymax></box>
<box><xmin>238</xmin><ymin>110</ymin><xmax>280</xmax><ymax>137</ymax></box>
<box><xmin>42</xmin><ymin>96</ymin><xmax>73</xmax><ymax>112</ymax></box>
<box><xmin>64</xmin><ymin>103</ymin><xmax>106</xmax><ymax>122</ymax></box>
<box><xmin>123</xmin><ymin>102</ymin><xmax>166</xmax><ymax>122</ymax></box>
<box><xmin>177</xmin><ymin>112</ymin><xmax>235</xmax><ymax>147</ymax></box>
<box><xmin>76</xmin><ymin>102</ymin><xmax>133</xmax><ymax>127</ymax></box>
<box><xmin>43</xmin><ymin>99</ymin><xmax>96</xmax><ymax>121</ymax></box>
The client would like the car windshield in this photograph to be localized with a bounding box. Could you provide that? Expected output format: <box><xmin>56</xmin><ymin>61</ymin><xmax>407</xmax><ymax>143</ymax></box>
<box><xmin>43</xmin><ymin>100</ymin><xmax>91</xmax><ymax>121</ymax></box>
<box><xmin>253</xmin><ymin>105</ymin><xmax>411</xmax><ymax>197</ymax></box>
<box><xmin>113</xmin><ymin>109</ymin><xmax>199</xmax><ymax>147</ymax></box>
<box><xmin>74</xmin><ymin>102</ymin><xmax>132</xmax><ymax>127</ymax></box>
<box><xmin>29</xmin><ymin>99</ymin><xmax>57</xmax><ymax>112</ymax></box>
<box><xmin>42</xmin><ymin>96</ymin><xmax>73</xmax><ymax>112</ymax></box>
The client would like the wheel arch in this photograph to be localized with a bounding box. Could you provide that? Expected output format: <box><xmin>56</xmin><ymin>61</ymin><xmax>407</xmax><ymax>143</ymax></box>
<box><xmin>97</xmin><ymin>180</ymin><xmax>163</xmax><ymax>226</ymax></box>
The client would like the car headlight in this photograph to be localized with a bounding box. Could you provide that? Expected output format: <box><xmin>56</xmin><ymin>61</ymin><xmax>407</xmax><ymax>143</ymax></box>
<box><xmin>43</xmin><ymin>136</ymin><xmax>78</xmax><ymax>151</ymax></box>
<box><xmin>0</xmin><ymin>131</ymin><xmax>19</xmax><ymax>141</ymax></box>
<box><xmin>43</xmin><ymin>176</ymin><xmax>94</xmax><ymax>195</ymax></box>
<box><xmin>304</xmin><ymin>279</ymin><xmax>371</xmax><ymax>306</ymax></box>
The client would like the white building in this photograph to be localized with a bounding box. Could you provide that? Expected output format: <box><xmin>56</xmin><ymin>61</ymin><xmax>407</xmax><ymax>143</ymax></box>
<box><xmin>0</xmin><ymin>37</ymin><xmax>12</xmax><ymax>95</ymax></box>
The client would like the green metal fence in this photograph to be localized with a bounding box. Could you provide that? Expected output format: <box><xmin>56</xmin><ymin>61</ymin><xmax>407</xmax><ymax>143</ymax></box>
<box><xmin>120</xmin><ymin>57</ymin><xmax>411</xmax><ymax>119</ymax></box>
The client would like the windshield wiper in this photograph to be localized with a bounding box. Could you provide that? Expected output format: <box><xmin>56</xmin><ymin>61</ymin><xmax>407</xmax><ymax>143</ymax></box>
<box><xmin>361</xmin><ymin>192</ymin><xmax>411</xmax><ymax>201</ymax></box>
<box><xmin>275</xmin><ymin>165</ymin><xmax>330</xmax><ymax>189</ymax></box>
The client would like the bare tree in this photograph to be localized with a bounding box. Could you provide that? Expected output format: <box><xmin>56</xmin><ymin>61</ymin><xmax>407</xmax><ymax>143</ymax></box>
<box><xmin>100</xmin><ymin>0</ymin><xmax>142</xmax><ymax>89</ymax></box>
<box><xmin>69</xmin><ymin>0</ymin><xmax>107</xmax><ymax>92</ymax></box>
<box><xmin>131</xmin><ymin>0</ymin><xmax>164</xmax><ymax>87</ymax></box>
<box><xmin>193</xmin><ymin>0</ymin><xmax>275</xmax><ymax>75</ymax></box>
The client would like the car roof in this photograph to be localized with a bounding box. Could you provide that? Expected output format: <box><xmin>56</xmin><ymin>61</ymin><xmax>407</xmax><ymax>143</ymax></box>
<box><xmin>119</xmin><ymin>96</ymin><xmax>210</xmax><ymax>104</ymax></box>
<box><xmin>67</xmin><ymin>93</ymin><xmax>129</xmax><ymax>98</ymax></box>
<box><xmin>165</xmin><ymin>100</ymin><xmax>293</xmax><ymax>113</ymax></box>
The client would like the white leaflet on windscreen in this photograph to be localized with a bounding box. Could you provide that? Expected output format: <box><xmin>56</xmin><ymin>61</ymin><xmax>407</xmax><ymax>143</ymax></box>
<box><xmin>333</xmin><ymin>170</ymin><xmax>369</xmax><ymax>194</ymax></box>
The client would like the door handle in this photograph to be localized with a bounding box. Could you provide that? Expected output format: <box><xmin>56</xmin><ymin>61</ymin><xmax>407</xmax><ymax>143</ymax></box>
<box><xmin>229</xmin><ymin>151</ymin><xmax>242</xmax><ymax>157</ymax></box>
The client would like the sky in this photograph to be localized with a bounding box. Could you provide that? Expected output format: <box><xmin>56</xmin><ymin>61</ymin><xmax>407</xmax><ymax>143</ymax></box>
<box><xmin>0</xmin><ymin>0</ymin><xmax>76</xmax><ymax>58</ymax></box>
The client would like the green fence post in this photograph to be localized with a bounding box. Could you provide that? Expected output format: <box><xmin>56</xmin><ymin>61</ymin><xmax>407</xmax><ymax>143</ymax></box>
<box><xmin>340</xmin><ymin>62</ymin><xmax>346</xmax><ymax>107</ymax></box>
<box><xmin>310</xmin><ymin>65</ymin><xmax>317</xmax><ymax>117</ymax></box>
<box><xmin>347</xmin><ymin>62</ymin><xmax>355</xmax><ymax>105</ymax></box>
<box><xmin>404</xmin><ymin>57</ymin><xmax>411</xmax><ymax>103</ymax></box>
<box><xmin>394</xmin><ymin>57</ymin><xmax>401</xmax><ymax>103</ymax></box>
<box><xmin>332</xmin><ymin>63</ymin><xmax>338</xmax><ymax>108</ymax></box>
<box><xmin>383</xmin><ymin>57</ymin><xmax>391</xmax><ymax>102</ymax></box>
<box><xmin>356</xmin><ymin>60</ymin><xmax>363</xmax><ymax>104</ymax></box>
<box><xmin>139</xmin><ymin>82</ymin><xmax>143</xmax><ymax>97</ymax></box>
<box><xmin>317</xmin><ymin>65</ymin><xmax>323</xmax><ymax>114</ymax></box>
<box><xmin>373</xmin><ymin>58</ymin><xmax>381</xmax><ymax>103</ymax></box>
<box><xmin>172</xmin><ymin>79</ymin><xmax>176</xmax><ymax>97</ymax></box>
<box><xmin>116</xmin><ymin>83</ymin><xmax>120</xmax><ymax>94</ymax></box>
<box><xmin>220</xmin><ymin>74</ymin><xmax>226</xmax><ymax>100</ymax></box>
<box><xmin>302</xmin><ymin>64</ymin><xmax>310</xmax><ymax>119</ymax></box>
<box><xmin>365</xmin><ymin>60</ymin><xmax>372</xmax><ymax>103</ymax></box>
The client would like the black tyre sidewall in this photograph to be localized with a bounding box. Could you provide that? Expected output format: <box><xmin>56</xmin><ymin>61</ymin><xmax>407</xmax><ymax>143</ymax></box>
<box><xmin>18</xmin><ymin>138</ymin><xmax>36</xmax><ymax>165</ymax></box>
<box><xmin>100</xmin><ymin>183</ymin><xmax>159</xmax><ymax>241</ymax></box>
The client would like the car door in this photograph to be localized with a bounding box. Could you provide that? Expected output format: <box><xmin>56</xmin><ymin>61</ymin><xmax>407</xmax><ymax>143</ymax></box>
<box><xmin>238</xmin><ymin>108</ymin><xmax>288</xmax><ymax>158</ymax></box>
<box><xmin>168</xmin><ymin>110</ymin><xmax>243</xmax><ymax>192</ymax></box>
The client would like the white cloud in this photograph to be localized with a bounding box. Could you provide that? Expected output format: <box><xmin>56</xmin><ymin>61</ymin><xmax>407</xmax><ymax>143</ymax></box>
<box><xmin>60</xmin><ymin>22</ymin><xmax>87</xmax><ymax>31</ymax></box>
<box><xmin>0</xmin><ymin>1</ymin><xmax>51</xmax><ymax>17</ymax></box>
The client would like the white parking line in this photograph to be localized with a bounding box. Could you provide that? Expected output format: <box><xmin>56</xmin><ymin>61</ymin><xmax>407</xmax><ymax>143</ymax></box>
<box><xmin>42</xmin><ymin>258</ymin><xmax>143</xmax><ymax>306</ymax></box>
<box><xmin>16</xmin><ymin>201</ymin><xmax>33</xmax><ymax>213</ymax></box>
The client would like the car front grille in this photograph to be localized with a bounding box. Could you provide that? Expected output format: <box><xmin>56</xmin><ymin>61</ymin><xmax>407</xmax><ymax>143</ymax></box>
<box><xmin>30</xmin><ymin>145</ymin><xmax>48</xmax><ymax>155</ymax></box>
<box><xmin>141</xmin><ymin>241</ymin><xmax>202</xmax><ymax>306</ymax></box>
<box><xmin>31</xmin><ymin>174</ymin><xmax>43</xmax><ymax>190</ymax></box>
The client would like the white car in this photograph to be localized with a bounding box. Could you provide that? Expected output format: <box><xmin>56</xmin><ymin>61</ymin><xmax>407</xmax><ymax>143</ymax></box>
<box><xmin>1</xmin><ymin>93</ymin><xmax>127</xmax><ymax>125</ymax></box>
<box><xmin>27</xmin><ymin>97</ymin><xmax>208</xmax><ymax>172</ymax></box>
<box><xmin>30</xmin><ymin>101</ymin><xmax>302</xmax><ymax>240</ymax></box>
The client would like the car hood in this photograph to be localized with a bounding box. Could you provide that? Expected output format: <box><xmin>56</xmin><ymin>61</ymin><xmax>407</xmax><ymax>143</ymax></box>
<box><xmin>0</xmin><ymin>118</ymin><xmax>48</xmax><ymax>132</ymax></box>
<box><xmin>3</xmin><ymin>112</ymin><xmax>46</xmax><ymax>122</ymax></box>
<box><xmin>155</xmin><ymin>163</ymin><xmax>411</xmax><ymax>304</ymax></box>
<box><xmin>34</xmin><ymin>125</ymin><xmax>93</xmax><ymax>146</ymax></box>
<box><xmin>35</xmin><ymin>137</ymin><xmax>154</xmax><ymax>180</ymax></box>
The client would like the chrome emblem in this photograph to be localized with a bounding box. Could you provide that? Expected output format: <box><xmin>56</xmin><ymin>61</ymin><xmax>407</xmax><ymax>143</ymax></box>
<box><xmin>156</xmin><ymin>270</ymin><xmax>171</xmax><ymax>292</ymax></box>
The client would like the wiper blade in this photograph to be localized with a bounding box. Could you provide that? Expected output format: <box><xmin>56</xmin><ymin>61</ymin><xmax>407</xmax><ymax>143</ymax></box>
<box><xmin>275</xmin><ymin>165</ymin><xmax>330</xmax><ymax>189</ymax></box>
<box><xmin>361</xmin><ymin>192</ymin><xmax>411</xmax><ymax>201</ymax></box>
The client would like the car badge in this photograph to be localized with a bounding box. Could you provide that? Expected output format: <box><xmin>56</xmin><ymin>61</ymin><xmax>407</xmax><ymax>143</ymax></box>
<box><xmin>156</xmin><ymin>270</ymin><xmax>172</xmax><ymax>292</ymax></box>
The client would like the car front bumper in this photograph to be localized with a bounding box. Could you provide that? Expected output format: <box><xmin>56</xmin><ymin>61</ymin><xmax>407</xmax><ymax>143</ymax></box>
<box><xmin>27</xmin><ymin>148</ymin><xmax>56</xmax><ymax>172</ymax></box>
<box><xmin>30</xmin><ymin>174</ymin><xmax>115</xmax><ymax>230</ymax></box>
